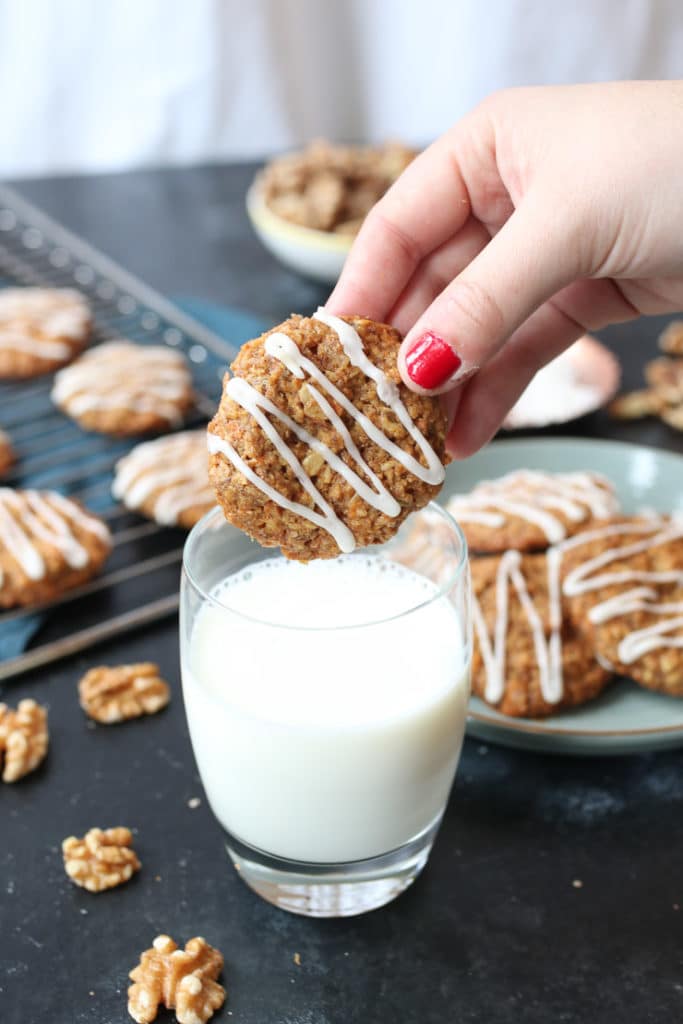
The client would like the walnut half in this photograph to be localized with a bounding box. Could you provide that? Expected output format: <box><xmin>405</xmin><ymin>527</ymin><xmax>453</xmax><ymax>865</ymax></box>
<box><xmin>128</xmin><ymin>934</ymin><xmax>226</xmax><ymax>1024</ymax></box>
<box><xmin>62</xmin><ymin>826</ymin><xmax>141</xmax><ymax>892</ymax></box>
<box><xmin>0</xmin><ymin>698</ymin><xmax>48</xmax><ymax>782</ymax></box>
<box><xmin>79</xmin><ymin>663</ymin><xmax>170</xmax><ymax>723</ymax></box>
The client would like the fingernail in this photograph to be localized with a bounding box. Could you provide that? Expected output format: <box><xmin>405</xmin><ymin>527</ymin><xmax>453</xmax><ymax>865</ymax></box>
<box><xmin>404</xmin><ymin>331</ymin><xmax>462</xmax><ymax>389</ymax></box>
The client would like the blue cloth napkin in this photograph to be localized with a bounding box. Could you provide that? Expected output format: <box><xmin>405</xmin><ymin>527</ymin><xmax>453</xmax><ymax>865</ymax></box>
<box><xmin>0</xmin><ymin>298</ymin><xmax>268</xmax><ymax>661</ymax></box>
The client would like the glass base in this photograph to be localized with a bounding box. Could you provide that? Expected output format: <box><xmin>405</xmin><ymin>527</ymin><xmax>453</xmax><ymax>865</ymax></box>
<box><xmin>224</xmin><ymin>818</ymin><xmax>441</xmax><ymax>917</ymax></box>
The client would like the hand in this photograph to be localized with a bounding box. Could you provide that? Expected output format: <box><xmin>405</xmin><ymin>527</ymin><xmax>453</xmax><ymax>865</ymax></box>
<box><xmin>327</xmin><ymin>81</ymin><xmax>683</xmax><ymax>456</ymax></box>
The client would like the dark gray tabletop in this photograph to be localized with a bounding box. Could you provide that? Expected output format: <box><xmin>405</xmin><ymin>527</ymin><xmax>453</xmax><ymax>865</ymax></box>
<box><xmin>2</xmin><ymin>164</ymin><xmax>682</xmax><ymax>1024</ymax></box>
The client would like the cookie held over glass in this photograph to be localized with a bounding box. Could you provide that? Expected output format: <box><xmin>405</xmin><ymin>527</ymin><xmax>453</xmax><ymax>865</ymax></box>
<box><xmin>207</xmin><ymin>309</ymin><xmax>449</xmax><ymax>561</ymax></box>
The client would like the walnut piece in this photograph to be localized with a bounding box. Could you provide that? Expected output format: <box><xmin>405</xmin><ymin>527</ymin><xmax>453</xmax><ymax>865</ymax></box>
<box><xmin>128</xmin><ymin>934</ymin><xmax>226</xmax><ymax>1024</ymax></box>
<box><xmin>608</xmin><ymin>389</ymin><xmax>663</xmax><ymax>420</ymax></box>
<box><xmin>79</xmin><ymin>663</ymin><xmax>170</xmax><ymax>723</ymax></box>
<box><xmin>659</xmin><ymin>320</ymin><xmax>683</xmax><ymax>355</ymax></box>
<box><xmin>261</xmin><ymin>139</ymin><xmax>416</xmax><ymax>235</ymax></box>
<box><xmin>62</xmin><ymin>826</ymin><xmax>141</xmax><ymax>892</ymax></box>
<box><xmin>0</xmin><ymin>698</ymin><xmax>48</xmax><ymax>782</ymax></box>
<box><xmin>660</xmin><ymin>403</ymin><xmax>683</xmax><ymax>431</ymax></box>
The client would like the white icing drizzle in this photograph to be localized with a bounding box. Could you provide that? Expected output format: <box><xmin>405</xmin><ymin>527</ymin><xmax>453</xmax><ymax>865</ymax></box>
<box><xmin>211</xmin><ymin>312</ymin><xmax>445</xmax><ymax>552</ymax></box>
<box><xmin>113</xmin><ymin>431</ymin><xmax>215</xmax><ymax>525</ymax></box>
<box><xmin>560</xmin><ymin>519</ymin><xmax>683</xmax><ymax>666</ymax></box>
<box><xmin>208</xmin><ymin>429</ymin><xmax>355</xmax><ymax>554</ymax></box>
<box><xmin>562</xmin><ymin>523</ymin><xmax>683</xmax><ymax>597</ymax></box>
<box><xmin>472</xmin><ymin>547</ymin><xmax>563</xmax><ymax>705</ymax></box>
<box><xmin>0</xmin><ymin>488</ymin><xmax>110</xmax><ymax>586</ymax></box>
<box><xmin>0</xmin><ymin>288</ymin><xmax>90</xmax><ymax>358</ymax></box>
<box><xmin>618</xmin><ymin>616</ymin><xmax>683</xmax><ymax>664</ymax></box>
<box><xmin>448</xmin><ymin>470</ymin><xmax>618</xmax><ymax>542</ymax></box>
<box><xmin>312</xmin><ymin>309</ymin><xmax>445</xmax><ymax>485</ymax></box>
<box><xmin>51</xmin><ymin>341</ymin><xmax>191</xmax><ymax>424</ymax></box>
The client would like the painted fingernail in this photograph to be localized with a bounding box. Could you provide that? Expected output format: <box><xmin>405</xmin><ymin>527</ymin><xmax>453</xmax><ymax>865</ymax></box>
<box><xmin>404</xmin><ymin>331</ymin><xmax>462</xmax><ymax>389</ymax></box>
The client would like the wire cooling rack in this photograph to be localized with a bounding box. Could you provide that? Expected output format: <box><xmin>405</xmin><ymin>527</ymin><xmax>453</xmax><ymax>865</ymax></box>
<box><xmin>0</xmin><ymin>183</ymin><xmax>236</xmax><ymax>682</ymax></box>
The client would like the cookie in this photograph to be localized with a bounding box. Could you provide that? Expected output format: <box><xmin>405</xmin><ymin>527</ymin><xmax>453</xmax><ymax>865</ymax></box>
<box><xmin>561</xmin><ymin>517</ymin><xmax>683</xmax><ymax>697</ymax></box>
<box><xmin>0</xmin><ymin>488</ymin><xmax>111</xmax><ymax>608</ymax></box>
<box><xmin>0</xmin><ymin>430</ymin><xmax>14</xmax><ymax>478</ymax></box>
<box><xmin>447</xmin><ymin>469</ymin><xmax>619</xmax><ymax>554</ymax></box>
<box><xmin>51</xmin><ymin>340</ymin><xmax>194</xmax><ymax>436</ymax></box>
<box><xmin>207</xmin><ymin>310</ymin><xmax>448</xmax><ymax>561</ymax></box>
<box><xmin>0</xmin><ymin>287</ymin><xmax>91</xmax><ymax>378</ymax></box>
<box><xmin>112</xmin><ymin>430</ymin><xmax>214</xmax><ymax>529</ymax></box>
<box><xmin>471</xmin><ymin>550</ymin><xmax>611</xmax><ymax>717</ymax></box>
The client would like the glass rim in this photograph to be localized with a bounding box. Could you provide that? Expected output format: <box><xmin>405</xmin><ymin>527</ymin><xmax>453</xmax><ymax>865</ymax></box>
<box><xmin>182</xmin><ymin>502</ymin><xmax>468</xmax><ymax>632</ymax></box>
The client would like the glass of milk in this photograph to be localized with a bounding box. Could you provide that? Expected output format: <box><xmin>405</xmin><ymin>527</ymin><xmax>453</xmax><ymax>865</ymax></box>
<box><xmin>180</xmin><ymin>504</ymin><xmax>471</xmax><ymax>917</ymax></box>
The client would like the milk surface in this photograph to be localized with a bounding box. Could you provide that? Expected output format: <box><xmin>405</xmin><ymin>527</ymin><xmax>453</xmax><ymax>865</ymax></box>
<box><xmin>182</xmin><ymin>555</ymin><xmax>469</xmax><ymax>863</ymax></box>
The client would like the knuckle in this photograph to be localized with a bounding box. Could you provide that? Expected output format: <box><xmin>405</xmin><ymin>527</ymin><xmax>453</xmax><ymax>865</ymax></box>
<box><xmin>366</xmin><ymin>205</ymin><xmax>424</xmax><ymax>268</ymax></box>
<box><xmin>446</xmin><ymin>277</ymin><xmax>506</xmax><ymax>340</ymax></box>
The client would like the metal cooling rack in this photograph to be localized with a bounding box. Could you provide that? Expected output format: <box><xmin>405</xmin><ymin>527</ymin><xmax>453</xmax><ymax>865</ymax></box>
<box><xmin>0</xmin><ymin>183</ymin><xmax>236</xmax><ymax>682</ymax></box>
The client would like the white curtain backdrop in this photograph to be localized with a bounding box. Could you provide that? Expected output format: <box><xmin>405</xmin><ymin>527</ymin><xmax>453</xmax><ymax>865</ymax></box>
<box><xmin>1</xmin><ymin>0</ymin><xmax>682</xmax><ymax>177</ymax></box>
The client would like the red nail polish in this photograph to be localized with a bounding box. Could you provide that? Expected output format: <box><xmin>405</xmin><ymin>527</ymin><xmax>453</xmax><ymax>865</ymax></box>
<box><xmin>405</xmin><ymin>332</ymin><xmax>462</xmax><ymax>389</ymax></box>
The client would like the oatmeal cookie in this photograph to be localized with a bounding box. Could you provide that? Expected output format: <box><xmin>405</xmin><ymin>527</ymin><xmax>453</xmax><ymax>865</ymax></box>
<box><xmin>0</xmin><ymin>488</ymin><xmax>111</xmax><ymax>608</ymax></box>
<box><xmin>0</xmin><ymin>287</ymin><xmax>91</xmax><ymax>378</ymax></box>
<box><xmin>51</xmin><ymin>340</ymin><xmax>194</xmax><ymax>436</ymax></box>
<box><xmin>471</xmin><ymin>551</ymin><xmax>611</xmax><ymax>718</ymax></box>
<box><xmin>112</xmin><ymin>430</ymin><xmax>214</xmax><ymax>528</ymax></box>
<box><xmin>0</xmin><ymin>429</ymin><xmax>14</xmax><ymax>478</ymax></box>
<box><xmin>561</xmin><ymin>517</ymin><xmax>683</xmax><ymax>697</ymax></box>
<box><xmin>208</xmin><ymin>311</ymin><xmax>448</xmax><ymax>560</ymax></box>
<box><xmin>447</xmin><ymin>469</ymin><xmax>619</xmax><ymax>554</ymax></box>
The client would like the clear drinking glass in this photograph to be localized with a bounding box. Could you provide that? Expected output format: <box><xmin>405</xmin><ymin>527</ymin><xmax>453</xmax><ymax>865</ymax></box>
<box><xmin>180</xmin><ymin>504</ymin><xmax>471</xmax><ymax>918</ymax></box>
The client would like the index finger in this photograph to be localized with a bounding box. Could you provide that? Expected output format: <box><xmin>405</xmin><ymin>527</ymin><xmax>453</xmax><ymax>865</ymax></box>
<box><xmin>326</xmin><ymin>129</ymin><xmax>475</xmax><ymax>322</ymax></box>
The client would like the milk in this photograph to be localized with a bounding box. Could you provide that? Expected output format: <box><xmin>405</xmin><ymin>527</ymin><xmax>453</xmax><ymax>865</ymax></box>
<box><xmin>181</xmin><ymin>555</ymin><xmax>469</xmax><ymax>864</ymax></box>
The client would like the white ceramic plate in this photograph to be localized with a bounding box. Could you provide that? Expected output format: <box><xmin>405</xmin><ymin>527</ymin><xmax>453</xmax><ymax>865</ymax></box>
<box><xmin>246</xmin><ymin>182</ymin><xmax>351</xmax><ymax>285</ymax></box>
<box><xmin>444</xmin><ymin>437</ymin><xmax>683</xmax><ymax>755</ymax></box>
<box><xmin>503</xmin><ymin>335</ymin><xmax>621</xmax><ymax>429</ymax></box>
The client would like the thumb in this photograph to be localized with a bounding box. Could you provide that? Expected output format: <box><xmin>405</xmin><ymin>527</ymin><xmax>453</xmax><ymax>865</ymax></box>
<box><xmin>397</xmin><ymin>198</ymin><xmax>582</xmax><ymax>395</ymax></box>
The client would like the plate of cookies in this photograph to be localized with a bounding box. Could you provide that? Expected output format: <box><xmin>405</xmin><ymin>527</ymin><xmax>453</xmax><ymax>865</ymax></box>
<box><xmin>420</xmin><ymin>437</ymin><xmax>683</xmax><ymax>755</ymax></box>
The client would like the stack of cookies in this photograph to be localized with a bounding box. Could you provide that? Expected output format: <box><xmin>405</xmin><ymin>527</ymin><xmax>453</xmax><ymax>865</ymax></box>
<box><xmin>405</xmin><ymin>469</ymin><xmax>683</xmax><ymax>718</ymax></box>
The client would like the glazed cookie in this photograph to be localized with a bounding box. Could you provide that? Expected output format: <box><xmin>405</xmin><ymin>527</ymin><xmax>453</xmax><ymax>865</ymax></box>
<box><xmin>0</xmin><ymin>488</ymin><xmax>111</xmax><ymax>608</ymax></box>
<box><xmin>207</xmin><ymin>310</ymin><xmax>448</xmax><ymax>561</ymax></box>
<box><xmin>0</xmin><ymin>287</ymin><xmax>91</xmax><ymax>378</ymax></box>
<box><xmin>0</xmin><ymin>430</ymin><xmax>14</xmax><ymax>478</ymax></box>
<box><xmin>561</xmin><ymin>517</ymin><xmax>683</xmax><ymax>697</ymax></box>
<box><xmin>112</xmin><ymin>430</ymin><xmax>214</xmax><ymax>529</ymax></box>
<box><xmin>471</xmin><ymin>550</ymin><xmax>611</xmax><ymax>718</ymax></box>
<box><xmin>51</xmin><ymin>340</ymin><xmax>194</xmax><ymax>436</ymax></box>
<box><xmin>447</xmin><ymin>469</ymin><xmax>619</xmax><ymax>554</ymax></box>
